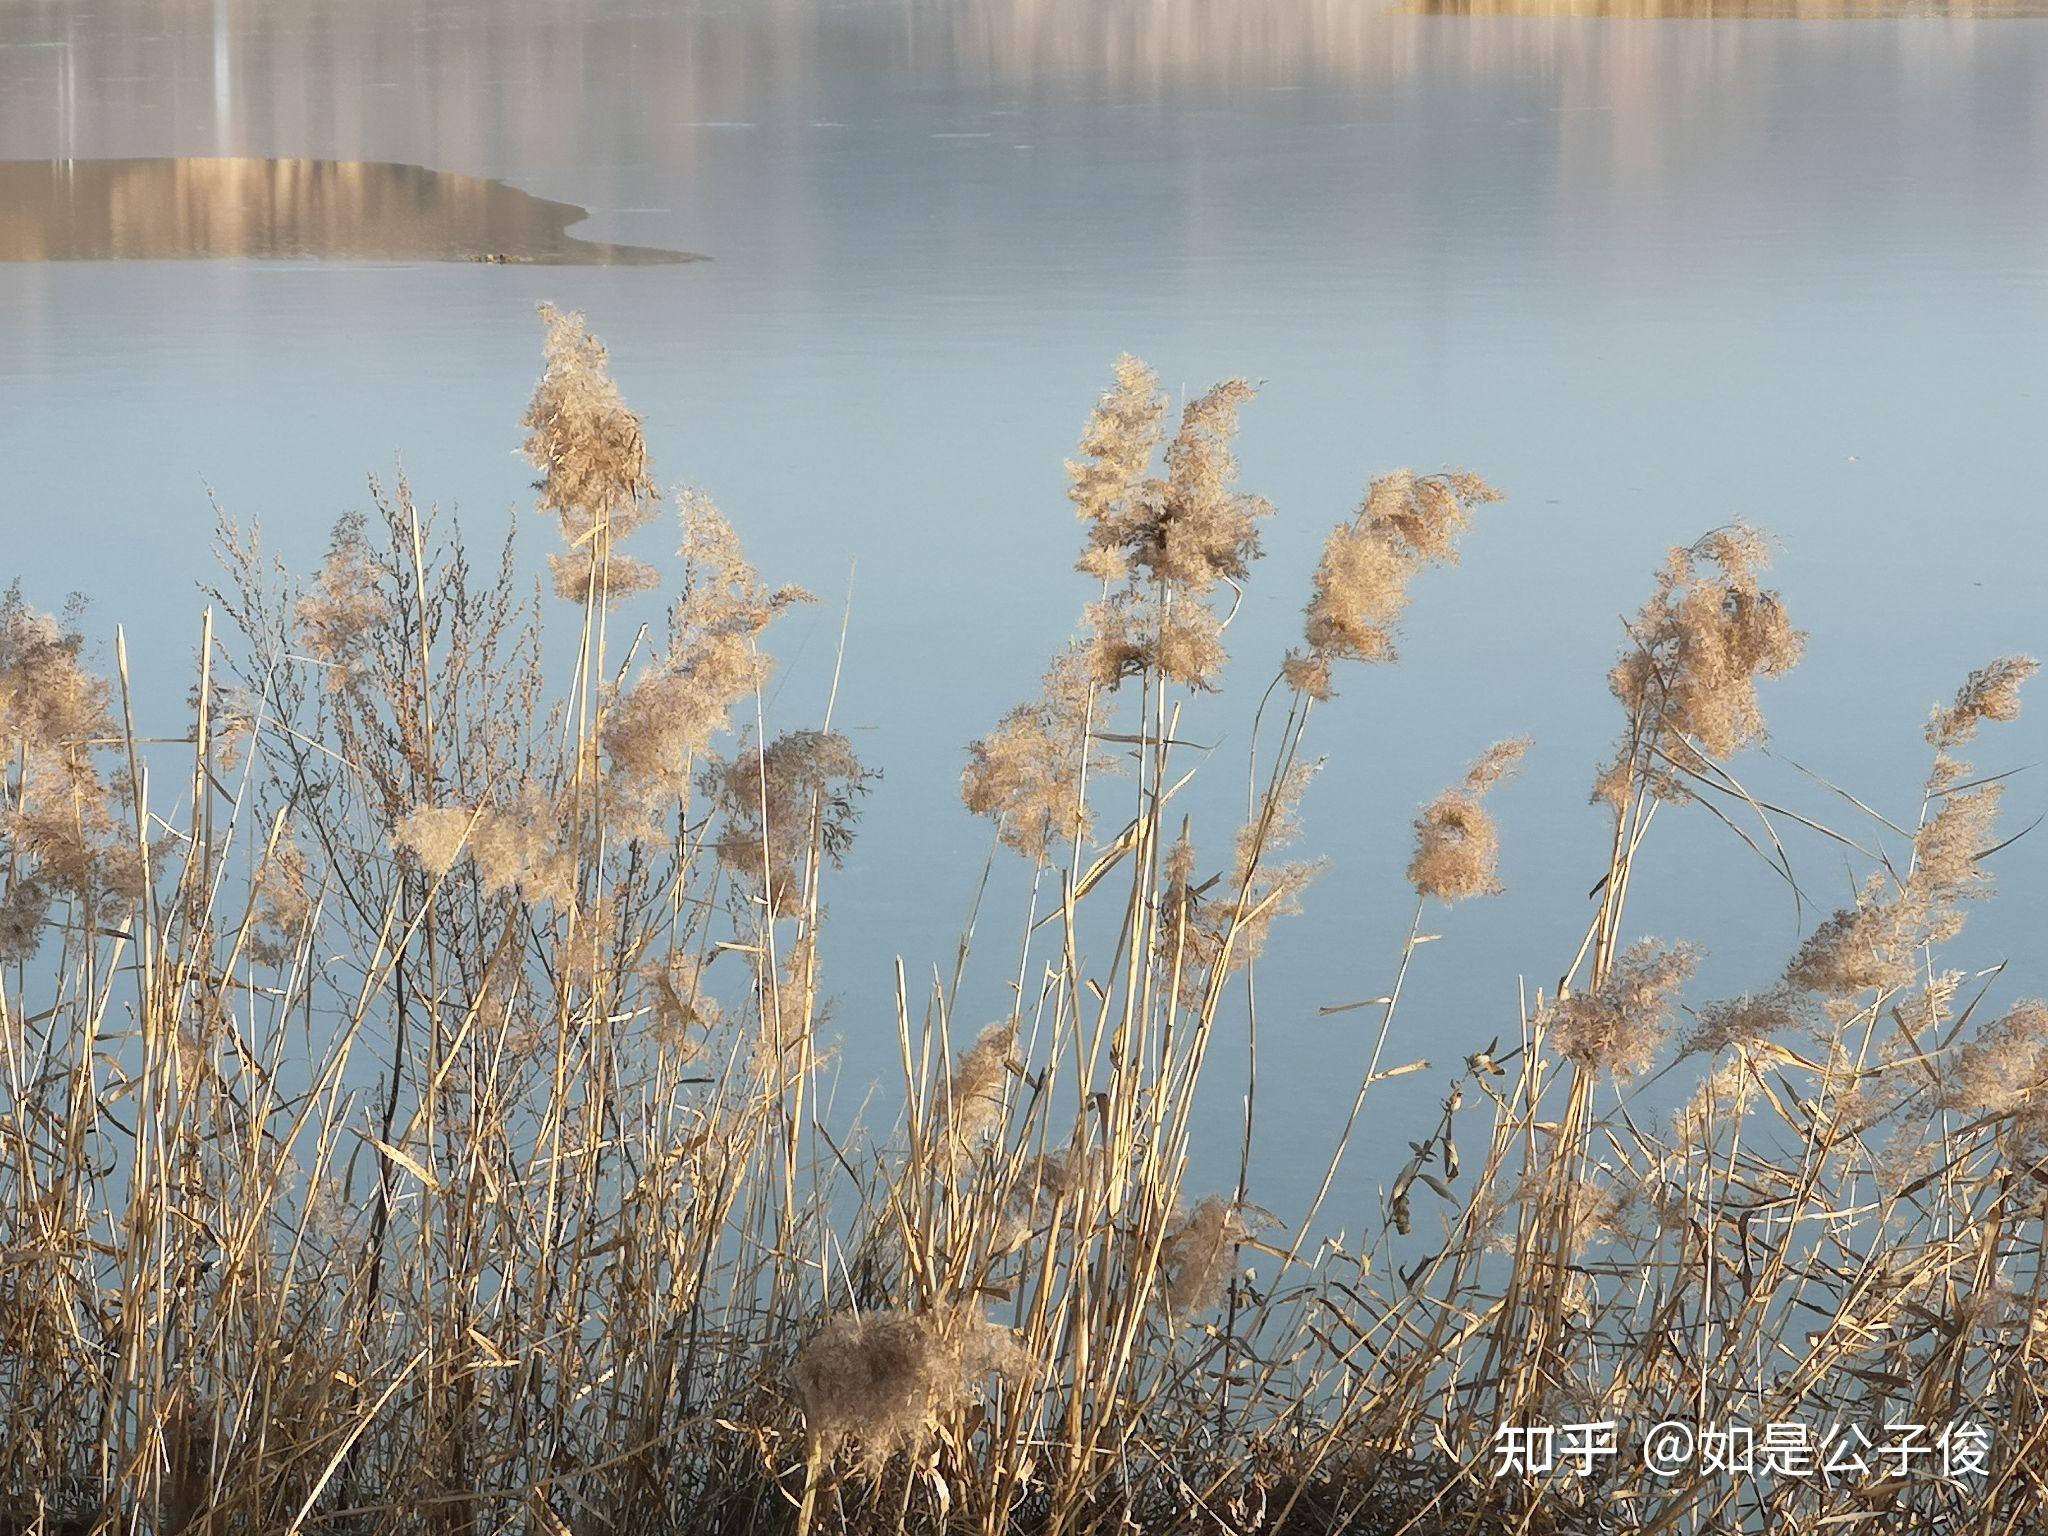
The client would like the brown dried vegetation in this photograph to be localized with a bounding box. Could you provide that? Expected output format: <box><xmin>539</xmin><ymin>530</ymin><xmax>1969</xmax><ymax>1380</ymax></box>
<box><xmin>0</xmin><ymin>328</ymin><xmax>2041</xmax><ymax>1536</ymax></box>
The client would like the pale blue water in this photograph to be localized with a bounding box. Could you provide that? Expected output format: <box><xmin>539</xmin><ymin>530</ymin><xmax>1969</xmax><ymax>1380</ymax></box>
<box><xmin>3</xmin><ymin>0</ymin><xmax>2043</xmax><ymax>1216</ymax></box>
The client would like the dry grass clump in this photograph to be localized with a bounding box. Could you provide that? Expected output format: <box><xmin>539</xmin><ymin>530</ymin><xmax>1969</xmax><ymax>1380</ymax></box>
<box><xmin>2</xmin><ymin>318</ymin><xmax>2042</xmax><ymax>1536</ymax></box>
<box><xmin>793</xmin><ymin>1304</ymin><xmax>1026</xmax><ymax>1475</ymax></box>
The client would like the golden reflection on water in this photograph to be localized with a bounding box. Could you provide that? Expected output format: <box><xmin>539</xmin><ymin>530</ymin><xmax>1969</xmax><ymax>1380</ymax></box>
<box><xmin>7</xmin><ymin>2</ymin><xmax>2043</xmax><ymax>192</ymax></box>
<box><xmin>1412</xmin><ymin>0</ymin><xmax>2046</xmax><ymax>13</ymax></box>
<box><xmin>0</xmin><ymin>157</ymin><xmax>696</xmax><ymax>263</ymax></box>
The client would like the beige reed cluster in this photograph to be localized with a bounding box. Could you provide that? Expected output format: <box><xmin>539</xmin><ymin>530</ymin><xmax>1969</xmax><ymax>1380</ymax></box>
<box><xmin>0</xmin><ymin>315</ymin><xmax>2041</xmax><ymax>1536</ymax></box>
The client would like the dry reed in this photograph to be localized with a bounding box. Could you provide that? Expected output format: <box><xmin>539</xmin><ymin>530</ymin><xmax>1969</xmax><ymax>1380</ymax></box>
<box><xmin>0</xmin><ymin>314</ymin><xmax>2040</xmax><ymax>1536</ymax></box>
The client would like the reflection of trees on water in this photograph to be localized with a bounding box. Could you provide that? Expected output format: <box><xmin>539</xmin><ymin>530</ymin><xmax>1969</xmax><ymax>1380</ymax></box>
<box><xmin>0</xmin><ymin>0</ymin><xmax>2036</xmax><ymax>277</ymax></box>
<box><xmin>5</xmin><ymin>0</ymin><xmax>2038</xmax><ymax>170</ymax></box>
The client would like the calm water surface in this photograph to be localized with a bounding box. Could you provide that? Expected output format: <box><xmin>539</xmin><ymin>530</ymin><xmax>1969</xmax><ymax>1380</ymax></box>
<box><xmin>2</xmin><ymin>0</ymin><xmax>2042</xmax><ymax>1211</ymax></box>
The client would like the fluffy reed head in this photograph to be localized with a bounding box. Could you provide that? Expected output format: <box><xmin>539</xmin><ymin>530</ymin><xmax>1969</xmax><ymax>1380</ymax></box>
<box><xmin>0</xmin><ymin>589</ymin><xmax>133</xmax><ymax>920</ymax></box>
<box><xmin>470</xmin><ymin>785</ymin><xmax>576</xmax><ymax>906</ymax></box>
<box><xmin>1926</xmin><ymin>654</ymin><xmax>2039</xmax><ymax>792</ymax></box>
<box><xmin>1000</xmin><ymin>1133</ymin><xmax>1099</xmax><ymax>1248</ymax></box>
<box><xmin>393</xmin><ymin>789</ymin><xmax>574</xmax><ymax>906</ymax></box>
<box><xmin>1158</xmin><ymin>764</ymin><xmax>1323</xmax><ymax>1004</ymax></box>
<box><xmin>0</xmin><ymin>589</ymin><xmax>111</xmax><ymax>762</ymax></box>
<box><xmin>391</xmin><ymin>804</ymin><xmax>473</xmax><ymax>878</ymax></box>
<box><xmin>1285</xmin><ymin>470</ymin><xmax>1501</xmax><ymax>700</ymax></box>
<box><xmin>1939</xmin><ymin>1000</ymin><xmax>2048</xmax><ymax>1154</ymax></box>
<box><xmin>939</xmin><ymin>1019</ymin><xmax>1020</xmax><ymax>1165</ymax></box>
<box><xmin>602</xmin><ymin>491</ymin><xmax>812</xmax><ymax>826</ymax></box>
<box><xmin>1072</xmin><ymin>364</ymin><xmax>1266</xmax><ymax>597</ymax></box>
<box><xmin>1778</xmin><ymin>659</ymin><xmax>2032</xmax><ymax>1020</ymax></box>
<box><xmin>295</xmin><ymin>514</ymin><xmax>390</xmax><ymax>679</ymax></box>
<box><xmin>247</xmin><ymin>834</ymin><xmax>315</xmax><ymax>966</ymax></box>
<box><xmin>1407</xmin><ymin>738</ymin><xmax>1530</xmax><ymax>903</ymax></box>
<box><xmin>792</xmin><ymin>1304</ymin><xmax>1026</xmax><ymax>1474</ymax></box>
<box><xmin>1597</xmin><ymin>524</ymin><xmax>1803</xmax><ymax>805</ymax></box>
<box><xmin>1063</xmin><ymin>358</ymin><xmax>1272</xmax><ymax>692</ymax></box>
<box><xmin>522</xmin><ymin>304</ymin><xmax>657</xmax><ymax>571</ymax></box>
<box><xmin>1783</xmin><ymin>876</ymin><xmax>1923</xmax><ymax>1010</ymax></box>
<box><xmin>708</xmin><ymin>729</ymin><xmax>871</xmax><ymax>914</ymax></box>
<box><xmin>1910</xmin><ymin>783</ymin><xmax>2003</xmax><ymax>904</ymax></box>
<box><xmin>1928</xmin><ymin>656</ymin><xmax>2038</xmax><ymax>752</ymax></box>
<box><xmin>1159</xmin><ymin>1195</ymin><xmax>1254</xmax><ymax>1316</ymax></box>
<box><xmin>1683</xmin><ymin>985</ymin><xmax>1799</xmax><ymax>1058</ymax></box>
<box><xmin>960</xmin><ymin>646</ymin><xmax>1110</xmax><ymax>863</ymax></box>
<box><xmin>751</xmin><ymin>930</ymin><xmax>820</xmax><ymax>1078</ymax></box>
<box><xmin>1070</xmin><ymin>354</ymin><xmax>1168</xmax><ymax>583</ymax></box>
<box><xmin>1545</xmin><ymin>939</ymin><xmax>1699</xmax><ymax>1079</ymax></box>
<box><xmin>1147</xmin><ymin>379</ymin><xmax>1269</xmax><ymax>592</ymax></box>
<box><xmin>547</xmin><ymin>547</ymin><xmax>661</xmax><ymax>606</ymax></box>
<box><xmin>639</xmin><ymin>950</ymin><xmax>722</xmax><ymax>1056</ymax></box>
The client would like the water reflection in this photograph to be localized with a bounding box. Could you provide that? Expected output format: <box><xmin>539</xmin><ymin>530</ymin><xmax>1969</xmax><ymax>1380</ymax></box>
<box><xmin>1413</xmin><ymin>0</ymin><xmax>2046</xmax><ymax>14</ymax></box>
<box><xmin>0</xmin><ymin>157</ymin><xmax>696</xmax><ymax>263</ymax></box>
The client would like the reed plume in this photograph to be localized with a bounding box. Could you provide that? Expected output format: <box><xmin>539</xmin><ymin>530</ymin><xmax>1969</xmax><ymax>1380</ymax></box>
<box><xmin>1408</xmin><ymin>737</ymin><xmax>1529</xmax><ymax>903</ymax></box>
<box><xmin>1</xmin><ymin>325</ymin><xmax>2040</xmax><ymax>1536</ymax></box>
<box><xmin>1285</xmin><ymin>469</ymin><xmax>1501</xmax><ymax>700</ymax></box>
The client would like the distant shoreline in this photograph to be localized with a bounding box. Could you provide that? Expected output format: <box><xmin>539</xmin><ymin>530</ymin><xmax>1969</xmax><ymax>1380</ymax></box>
<box><xmin>0</xmin><ymin>156</ymin><xmax>704</xmax><ymax>265</ymax></box>
<box><xmin>1409</xmin><ymin>0</ymin><xmax>2048</xmax><ymax>14</ymax></box>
